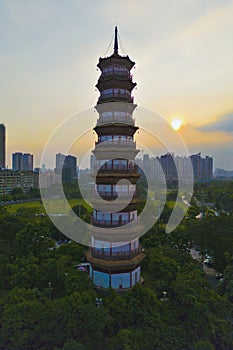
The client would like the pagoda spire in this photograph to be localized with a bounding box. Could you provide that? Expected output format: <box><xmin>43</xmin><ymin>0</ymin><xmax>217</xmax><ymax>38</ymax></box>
<box><xmin>114</xmin><ymin>25</ymin><xmax>119</xmax><ymax>54</ymax></box>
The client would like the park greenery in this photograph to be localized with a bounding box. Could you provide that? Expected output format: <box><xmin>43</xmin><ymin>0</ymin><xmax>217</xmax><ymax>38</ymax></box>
<box><xmin>0</xmin><ymin>180</ymin><xmax>232</xmax><ymax>349</ymax></box>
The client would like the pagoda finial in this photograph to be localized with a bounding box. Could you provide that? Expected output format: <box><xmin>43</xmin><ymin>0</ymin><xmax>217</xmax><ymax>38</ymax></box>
<box><xmin>114</xmin><ymin>26</ymin><xmax>119</xmax><ymax>54</ymax></box>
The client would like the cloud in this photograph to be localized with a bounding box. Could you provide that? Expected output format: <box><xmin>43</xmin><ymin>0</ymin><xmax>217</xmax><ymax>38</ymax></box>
<box><xmin>179</xmin><ymin>123</ymin><xmax>232</xmax><ymax>146</ymax></box>
<box><xmin>178</xmin><ymin>122</ymin><xmax>233</xmax><ymax>169</ymax></box>
<box><xmin>198</xmin><ymin>112</ymin><xmax>233</xmax><ymax>133</ymax></box>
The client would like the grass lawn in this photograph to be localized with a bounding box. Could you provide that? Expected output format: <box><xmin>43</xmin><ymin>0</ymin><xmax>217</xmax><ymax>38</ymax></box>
<box><xmin>5</xmin><ymin>199</ymin><xmax>92</xmax><ymax>215</ymax></box>
<box><xmin>5</xmin><ymin>200</ymin><xmax>45</xmax><ymax>214</ymax></box>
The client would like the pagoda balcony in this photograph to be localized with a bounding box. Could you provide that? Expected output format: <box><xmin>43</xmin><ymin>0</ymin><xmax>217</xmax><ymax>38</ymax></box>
<box><xmin>96</xmin><ymin>115</ymin><xmax>135</xmax><ymax>125</ymax></box>
<box><xmin>98</xmin><ymin>93</ymin><xmax>134</xmax><ymax>103</ymax></box>
<box><xmin>90</xmin><ymin>245</ymin><xmax>142</xmax><ymax>260</ymax></box>
<box><xmin>95</xmin><ymin>190</ymin><xmax>138</xmax><ymax>199</ymax></box>
<box><xmin>100</xmin><ymin>71</ymin><xmax>132</xmax><ymax>80</ymax></box>
<box><xmin>91</xmin><ymin>218</ymin><xmax>137</xmax><ymax>227</ymax></box>
<box><xmin>96</xmin><ymin>163</ymin><xmax>138</xmax><ymax>172</ymax></box>
<box><xmin>95</xmin><ymin>139</ymin><xmax>136</xmax><ymax>147</ymax></box>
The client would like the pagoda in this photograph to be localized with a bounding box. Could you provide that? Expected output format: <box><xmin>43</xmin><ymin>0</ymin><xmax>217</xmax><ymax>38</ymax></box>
<box><xmin>86</xmin><ymin>27</ymin><xmax>145</xmax><ymax>289</ymax></box>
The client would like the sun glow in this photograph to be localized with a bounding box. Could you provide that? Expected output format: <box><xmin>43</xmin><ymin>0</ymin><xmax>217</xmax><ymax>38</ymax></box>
<box><xmin>171</xmin><ymin>119</ymin><xmax>183</xmax><ymax>130</ymax></box>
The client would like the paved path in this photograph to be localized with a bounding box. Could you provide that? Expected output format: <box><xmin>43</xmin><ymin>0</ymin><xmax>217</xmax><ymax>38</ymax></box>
<box><xmin>202</xmin><ymin>264</ymin><xmax>219</xmax><ymax>289</ymax></box>
<box><xmin>190</xmin><ymin>248</ymin><xmax>218</xmax><ymax>289</ymax></box>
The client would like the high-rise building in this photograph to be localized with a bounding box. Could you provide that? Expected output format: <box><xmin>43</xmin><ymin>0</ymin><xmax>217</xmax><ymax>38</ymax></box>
<box><xmin>12</xmin><ymin>152</ymin><xmax>33</xmax><ymax>171</ymax></box>
<box><xmin>55</xmin><ymin>153</ymin><xmax>77</xmax><ymax>182</ymax></box>
<box><xmin>12</xmin><ymin>152</ymin><xmax>23</xmax><ymax>171</ymax></box>
<box><xmin>158</xmin><ymin>153</ymin><xmax>178</xmax><ymax>187</ymax></box>
<box><xmin>0</xmin><ymin>124</ymin><xmax>6</xmax><ymax>169</ymax></box>
<box><xmin>90</xmin><ymin>154</ymin><xmax>96</xmax><ymax>172</ymax></box>
<box><xmin>64</xmin><ymin>155</ymin><xmax>77</xmax><ymax>179</ymax></box>
<box><xmin>23</xmin><ymin>153</ymin><xmax>33</xmax><ymax>171</ymax></box>
<box><xmin>55</xmin><ymin>153</ymin><xmax>66</xmax><ymax>175</ymax></box>
<box><xmin>86</xmin><ymin>27</ymin><xmax>145</xmax><ymax>290</ymax></box>
<box><xmin>190</xmin><ymin>153</ymin><xmax>213</xmax><ymax>182</ymax></box>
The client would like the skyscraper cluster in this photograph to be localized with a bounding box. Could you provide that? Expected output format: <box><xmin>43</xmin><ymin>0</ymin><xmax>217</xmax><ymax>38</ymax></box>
<box><xmin>0</xmin><ymin>125</ymin><xmax>37</xmax><ymax>196</ymax></box>
<box><xmin>12</xmin><ymin>152</ymin><xmax>33</xmax><ymax>171</ymax></box>
<box><xmin>0</xmin><ymin>123</ymin><xmax>79</xmax><ymax>194</ymax></box>
<box><xmin>137</xmin><ymin>152</ymin><xmax>213</xmax><ymax>186</ymax></box>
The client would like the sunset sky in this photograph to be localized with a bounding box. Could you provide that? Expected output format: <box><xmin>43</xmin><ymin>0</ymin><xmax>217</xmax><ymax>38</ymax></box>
<box><xmin>0</xmin><ymin>0</ymin><xmax>233</xmax><ymax>169</ymax></box>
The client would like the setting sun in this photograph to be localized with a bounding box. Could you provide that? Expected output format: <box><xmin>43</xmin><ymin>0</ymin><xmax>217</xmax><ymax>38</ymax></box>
<box><xmin>171</xmin><ymin>119</ymin><xmax>183</xmax><ymax>130</ymax></box>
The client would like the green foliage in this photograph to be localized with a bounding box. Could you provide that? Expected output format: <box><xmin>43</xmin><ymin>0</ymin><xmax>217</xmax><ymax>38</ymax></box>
<box><xmin>187</xmin><ymin>215</ymin><xmax>233</xmax><ymax>270</ymax></box>
<box><xmin>15</xmin><ymin>206</ymin><xmax>42</xmax><ymax>216</ymax></box>
<box><xmin>195</xmin><ymin>180</ymin><xmax>233</xmax><ymax>212</ymax></box>
<box><xmin>193</xmin><ymin>340</ymin><xmax>215</xmax><ymax>350</ymax></box>
<box><xmin>0</xmin><ymin>181</ymin><xmax>233</xmax><ymax>349</ymax></box>
<box><xmin>146</xmin><ymin>247</ymin><xmax>179</xmax><ymax>286</ymax></box>
<box><xmin>1</xmin><ymin>187</ymin><xmax>40</xmax><ymax>201</ymax></box>
<box><xmin>56</xmin><ymin>339</ymin><xmax>84</xmax><ymax>350</ymax></box>
<box><xmin>11</xmin><ymin>188</ymin><xmax>24</xmax><ymax>195</ymax></box>
<box><xmin>56</xmin><ymin>242</ymin><xmax>85</xmax><ymax>262</ymax></box>
<box><xmin>136</xmin><ymin>173</ymin><xmax>148</xmax><ymax>199</ymax></box>
<box><xmin>166</xmin><ymin>190</ymin><xmax>178</xmax><ymax>202</ymax></box>
<box><xmin>14</xmin><ymin>222</ymin><xmax>54</xmax><ymax>258</ymax></box>
<box><xmin>63</xmin><ymin>181</ymin><xmax>82</xmax><ymax>199</ymax></box>
<box><xmin>72</xmin><ymin>204</ymin><xmax>91</xmax><ymax>222</ymax></box>
<box><xmin>64</xmin><ymin>271</ymin><xmax>93</xmax><ymax>295</ymax></box>
<box><xmin>218</xmin><ymin>262</ymin><xmax>233</xmax><ymax>302</ymax></box>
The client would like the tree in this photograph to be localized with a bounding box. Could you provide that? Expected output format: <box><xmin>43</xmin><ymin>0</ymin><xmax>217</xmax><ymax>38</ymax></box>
<box><xmin>11</xmin><ymin>188</ymin><xmax>24</xmax><ymax>195</ymax></box>
<box><xmin>193</xmin><ymin>340</ymin><xmax>215</xmax><ymax>350</ymax></box>
<box><xmin>64</xmin><ymin>271</ymin><xmax>93</xmax><ymax>295</ymax></box>
<box><xmin>57</xmin><ymin>242</ymin><xmax>85</xmax><ymax>263</ymax></box>
<box><xmin>0</xmin><ymin>288</ymin><xmax>44</xmax><ymax>350</ymax></box>
<box><xmin>56</xmin><ymin>339</ymin><xmax>84</xmax><ymax>350</ymax></box>
<box><xmin>149</xmin><ymin>252</ymin><xmax>179</xmax><ymax>279</ymax></box>
<box><xmin>72</xmin><ymin>204</ymin><xmax>91</xmax><ymax>222</ymax></box>
<box><xmin>8</xmin><ymin>255</ymin><xmax>40</xmax><ymax>289</ymax></box>
<box><xmin>218</xmin><ymin>262</ymin><xmax>233</xmax><ymax>302</ymax></box>
<box><xmin>188</xmin><ymin>216</ymin><xmax>233</xmax><ymax>270</ymax></box>
<box><xmin>168</xmin><ymin>225</ymin><xmax>192</xmax><ymax>253</ymax></box>
<box><xmin>0</xmin><ymin>214</ymin><xmax>22</xmax><ymax>242</ymax></box>
<box><xmin>14</xmin><ymin>222</ymin><xmax>54</xmax><ymax>258</ymax></box>
<box><xmin>15</xmin><ymin>206</ymin><xmax>41</xmax><ymax>217</ymax></box>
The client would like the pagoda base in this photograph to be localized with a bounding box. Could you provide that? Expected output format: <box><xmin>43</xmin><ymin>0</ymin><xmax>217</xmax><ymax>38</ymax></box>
<box><xmin>89</xmin><ymin>264</ymin><xmax>142</xmax><ymax>289</ymax></box>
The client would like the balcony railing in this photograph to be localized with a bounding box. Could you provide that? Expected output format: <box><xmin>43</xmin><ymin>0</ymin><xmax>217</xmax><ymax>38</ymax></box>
<box><xmin>96</xmin><ymin>164</ymin><xmax>138</xmax><ymax>172</ymax></box>
<box><xmin>95</xmin><ymin>139</ymin><xmax>136</xmax><ymax>147</ymax></box>
<box><xmin>100</xmin><ymin>71</ymin><xmax>132</xmax><ymax>80</ymax></box>
<box><xmin>91</xmin><ymin>218</ymin><xmax>137</xmax><ymax>227</ymax></box>
<box><xmin>90</xmin><ymin>245</ymin><xmax>142</xmax><ymax>260</ymax></box>
<box><xmin>98</xmin><ymin>93</ymin><xmax>134</xmax><ymax>103</ymax></box>
<box><xmin>96</xmin><ymin>190</ymin><xmax>138</xmax><ymax>199</ymax></box>
<box><xmin>96</xmin><ymin>116</ymin><xmax>135</xmax><ymax>125</ymax></box>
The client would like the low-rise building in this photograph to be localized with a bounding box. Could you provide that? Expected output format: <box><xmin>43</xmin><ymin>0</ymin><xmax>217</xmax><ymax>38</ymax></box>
<box><xmin>39</xmin><ymin>171</ymin><xmax>61</xmax><ymax>189</ymax></box>
<box><xmin>0</xmin><ymin>170</ymin><xmax>38</xmax><ymax>196</ymax></box>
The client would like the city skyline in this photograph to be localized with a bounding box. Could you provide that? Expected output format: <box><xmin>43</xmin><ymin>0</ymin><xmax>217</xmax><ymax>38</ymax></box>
<box><xmin>0</xmin><ymin>120</ymin><xmax>223</xmax><ymax>174</ymax></box>
<box><xmin>0</xmin><ymin>0</ymin><xmax>233</xmax><ymax>169</ymax></box>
